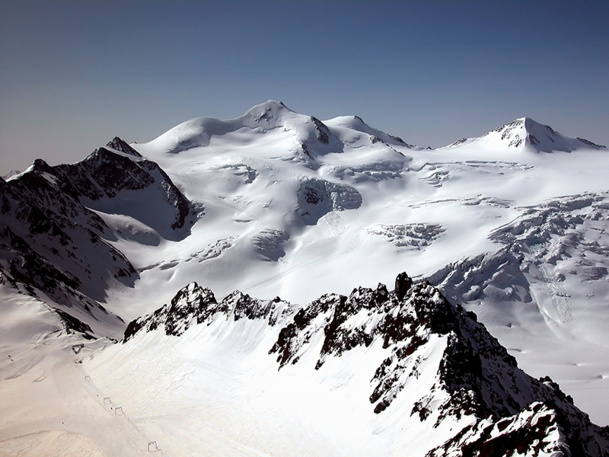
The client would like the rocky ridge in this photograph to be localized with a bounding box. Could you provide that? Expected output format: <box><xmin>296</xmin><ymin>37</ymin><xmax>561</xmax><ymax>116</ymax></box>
<box><xmin>0</xmin><ymin>138</ymin><xmax>195</xmax><ymax>337</ymax></box>
<box><xmin>123</xmin><ymin>272</ymin><xmax>609</xmax><ymax>456</ymax></box>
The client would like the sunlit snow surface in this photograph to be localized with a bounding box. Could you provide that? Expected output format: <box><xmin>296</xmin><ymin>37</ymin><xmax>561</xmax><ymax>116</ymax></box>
<box><xmin>1</xmin><ymin>101</ymin><xmax>608</xmax><ymax>455</ymax></box>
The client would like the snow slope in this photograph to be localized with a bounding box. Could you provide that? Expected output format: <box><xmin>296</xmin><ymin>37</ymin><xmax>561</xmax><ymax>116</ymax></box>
<box><xmin>2</xmin><ymin>101</ymin><xmax>609</xmax><ymax>456</ymax></box>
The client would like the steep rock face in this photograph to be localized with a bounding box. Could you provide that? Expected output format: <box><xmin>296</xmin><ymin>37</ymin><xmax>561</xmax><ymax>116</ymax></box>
<box><xmin>0</xmin><ymin>140</ymin><xmax>195</xmax><ymax>337</ymax></box>
<box><xmin>123</xmin><ymin>272</ymin><xmax>609</xmax><ymax>455</ymax></box>
<box><xmin>0</xmin><ymin>165</ymin><xmax>129</xmax><ymax>337</ymax></box>
<box><xmin>124</xmin><ymin>282</ymin><xmax>218</xmax><ymax>339</ymax></box>
<box><xmin>53</xmin><ymin>145</ymin><xmax>192</xmax><ymax>234</ymax></box>
<box><xmin>428</xmin><ymin>399</ymin><xmax>607</xmax><ymax>457</ymax></box>
<box><xmin>105</xmin><ymin>137</ymin><xmax>142</xmax><ymax>157</ymax></box>
<box><xmin>0</xmin><ymin>161</ymin><xmax>136</xmax><ymax>296</ymax></box>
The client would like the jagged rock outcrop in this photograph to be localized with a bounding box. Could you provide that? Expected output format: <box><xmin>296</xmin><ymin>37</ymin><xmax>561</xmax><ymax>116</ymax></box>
<box><xmin>123</xmin><ymin>272</ymin><xmax>609</xmax><ymax>455</ymax></box>
<box><xmin>428</xmin><ymin>399</ymin><xmax>608</xmax><ymax>457</ymax></box>
<box><xmin>0</xmin><ymin>139</ymin><xmax>196</xmax><ymax>337</ymax></box>
<box><xmin>124</xmin><ymin>282</ymin><xmax>293</xmax><ymax>340</ymax></box>
<box><xmin>0</xmin><ymin>160</ymin><xmax>136</xmax><ymax>296</ymax></box>
<box><xmin>0</xmin><ymin>163</ymin><xmax>129</xmax><ymax>337</ymax></box>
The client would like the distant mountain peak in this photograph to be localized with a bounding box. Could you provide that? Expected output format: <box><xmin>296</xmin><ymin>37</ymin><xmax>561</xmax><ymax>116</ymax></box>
<box><xmin>496</xmin><ymin>117</ymin><xmax>607</xmax><ymax>151</ymax></box>
<box><xmin>448</xmin><ymin>117</ymin><xmax>607</xmax><ymax>152</ymax></box>
<box><xmin>242</xmin><ymin>100</ymin><xmax>296</xmax><ymax>120</ymax></box>
<box><xmin>2</xmin><ymin>169</ymin><xmax>22</xmax><ymax>180</ymax></box>
<box><xmin>244</xmin><ymin>100</ymin><xmax>292</xmax><ymax>119</ymax></box>
<box><xmin>105</xmin><ymin>136</ymin><xmax>142</xmax><ymax>157</ymax></box>
<box><xmin>324</xmin><ymin>114</ymin><xmax>411</xmax><ymax>147</ymax></box>
<box><xmin>242</xmin><ymin>100</ymin><xmax>298</xmax><ymax>129</ymax></box>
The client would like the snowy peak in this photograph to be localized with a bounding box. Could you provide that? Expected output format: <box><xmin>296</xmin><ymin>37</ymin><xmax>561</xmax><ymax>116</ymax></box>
<box><xmin>140</xmin><ymin>116</ymin><xmax>237</xmax><ymax>153</ymax></box>
<box><xmin>0</xmin><ymin>140</ymin><xmax>199</xmax><ymax>337</ymax></box>
<box><xmin>241</xmin><ymin>100</ymin><xmax>293</xmax><ymax>126</ymax></box>
<box><xmin>488</xmin><ymin>117</ymin><xmax>606</xmax><ymax>152</ymax></box>
<box><xmin>240</xmin><ymin>100</ymin><xmax>341</xmax><ymax>153</ymax></box>
<box><xmin>138</xmin><ymin>100</ymin><xmax>342</xmax><ymax>158</ymax></box>
<box><xmin>447</xmin><ymin>117</ymin><xmax>606</xmax><ymax>153</ymax></box>
<box><xmin>241</xmin><ymin>100</ymin><xmax>337</xmax><ymax>148</ymax></box>
<box><xmin>105</xmin><ymin>136</ymin><xmax>142</xmax><ymax>157</ymax></box>
<box><xmin>325</xmin><ymin>114</ymin><xmax>411</xmax><ymax>147</ymax></box>
<box><xmin>493</xmin><ymin>117</ymin><xmax>559</xmax><ymax>150</ymax></box>
<box><xmin>0</xmin><ymin>160</ymin><xmax>132</xmax><ymax>337</ymax></box>
<box><xmin>2</xmin><ymin>169</ymin><xmax>21</xmax><ymax>180</ymax></box>
<box><xmin>56</xmin><ymin>145</ymin><xmax>194</xmax><ymax>236</ymax></box>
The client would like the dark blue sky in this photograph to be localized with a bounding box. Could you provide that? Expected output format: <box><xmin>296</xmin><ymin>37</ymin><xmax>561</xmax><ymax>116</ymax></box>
<box><xmin>1</xmin><ymin>0</ymin><xmax>608</xmax><ymax>172</ymax></box>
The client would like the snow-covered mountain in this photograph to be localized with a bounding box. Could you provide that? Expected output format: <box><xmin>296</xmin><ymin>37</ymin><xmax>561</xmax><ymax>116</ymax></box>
<box><xmin>447</xmin><ymin>116</ymin><xmax>607</xmax><ymax>152</ymax></box>
<box><xmin>0</xmin><ymin>138</ymin><xmax>197</xmax><ymax>338</ymax></box>
<box><xmin>1</xmin><ymin>101</ymin><xmax>609</xmax><ymax>456</ymax></box>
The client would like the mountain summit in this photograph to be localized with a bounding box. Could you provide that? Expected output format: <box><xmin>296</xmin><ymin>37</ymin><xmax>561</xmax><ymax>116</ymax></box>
<box><xmin>138</xmin><ymin>100</ymin><xmax>342</xmax><ymax>157</ymax></box>
<box><xmin>449</xmin><ymin>117</ymin><xmax>606</xmax><ymax>152</ymax></box>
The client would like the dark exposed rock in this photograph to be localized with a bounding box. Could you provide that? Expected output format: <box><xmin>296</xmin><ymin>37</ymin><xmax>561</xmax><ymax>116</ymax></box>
<box><xmin>105</xmin><ymin>137</ymin><xmax>142</xmax><ymax>157</ymax></box>
<box><xmin>0</xmin><ymin>222</ymin><xmax>126</xmax><ymax>338</ymax></box>
<box><xmin>486</xmin><ymin>117</ymin><xmax>607</xmax><ymax>153</ymax></box>
<box><xmin>0</xmin><ymin>162</ymin><xmax>137</xmax><ymax>304</ymax></box>
<box><xmin>55</xmin><ymin>148</ymin><xmax>155</xmax><ymax>199</ymax></box>
<box><xmin>55</xmin><ymin>309</ymin><xmax>95</xmax><ymax>339</ymax></box>
<box><xmin>0</xmin><ymin>139</ymin><xmax>195</xmax><ymax>316</ymax></box>
<box><xmin>310</xmin><ymin>116</ymin><xmax>331</xmax><ymax>144</ymax></box>
<box><xmin>577</xmin><ymin>137</ymin><xmax>606</xmax><ymax>148</ymax></box>
<box><xmin>123</xmin><ymin>282</ymin><xmax>293</xmax><ymax>341</ymax></box>
<box><xmin>395</xmin><ymin>271</ymin><xmax>412</xmax><ymax>300</ymax></box>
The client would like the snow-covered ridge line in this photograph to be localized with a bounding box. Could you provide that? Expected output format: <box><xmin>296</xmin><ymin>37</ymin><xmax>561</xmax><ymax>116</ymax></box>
<box><xmin>140</xmin><ymin>100</ymin><xmax>607</xmax><ymax>156</ymax></box>
<box><xmin>122</xmin><ymin>272</ymin><xmax>609</xmax><ymax>455</ymax></box>
<box><xmin>136</xmin><ymin>100</ymin><xmax>417</xmax><ymax>157</ymax></box>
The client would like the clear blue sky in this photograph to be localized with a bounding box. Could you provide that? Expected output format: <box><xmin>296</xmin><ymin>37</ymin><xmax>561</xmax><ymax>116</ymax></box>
<box><xmin>1</xmin><ymin>0</ymin><xmax>608</xmax><ymax>173</ymax></box>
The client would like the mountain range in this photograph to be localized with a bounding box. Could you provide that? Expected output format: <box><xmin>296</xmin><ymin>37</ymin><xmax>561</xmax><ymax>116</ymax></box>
<box><xmin>1</xmin><ymin>101</ymin><xmax>608</xmax><ymax>456</ymax></box>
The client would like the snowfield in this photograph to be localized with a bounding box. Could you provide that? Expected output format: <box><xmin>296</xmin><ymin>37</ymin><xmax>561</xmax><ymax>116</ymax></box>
<box><xmin>1</xmin><ymin>101</ymin><xmax>609</xmax><ymax>456</ymax></box>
